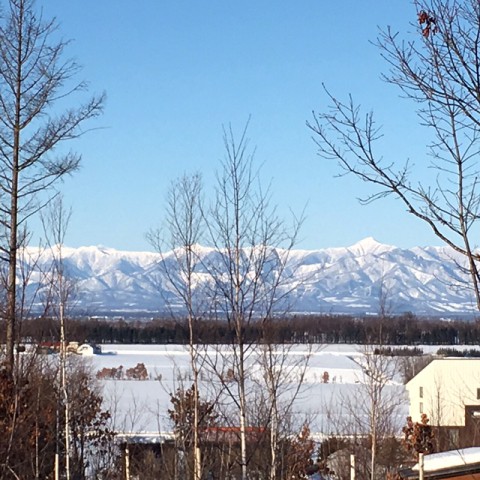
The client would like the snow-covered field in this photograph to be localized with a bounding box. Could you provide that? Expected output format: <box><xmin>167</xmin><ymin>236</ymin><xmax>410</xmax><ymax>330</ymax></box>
<box><xmin>89</xmin><ymin>344</ymin><xmax>412</xmax><ymax>437</ymax></box>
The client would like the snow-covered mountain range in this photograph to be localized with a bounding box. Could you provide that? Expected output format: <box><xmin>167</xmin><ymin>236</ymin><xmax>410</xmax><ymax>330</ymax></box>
<box><xmin>23</xmin><ymin>237</ymin><xmax>478</xmax><ymax>316</ymax></box>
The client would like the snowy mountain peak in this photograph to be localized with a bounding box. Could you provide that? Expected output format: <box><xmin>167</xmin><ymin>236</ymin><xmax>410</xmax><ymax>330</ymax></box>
<box><xmin>22</xmin><ymin>240</ymin><xmax>475</xmax><ymax>316</ymax></box>
<box><xmin>348</xmin><ymin>237</ymin><xmax>395</xmax><ymax>256</ymax></box>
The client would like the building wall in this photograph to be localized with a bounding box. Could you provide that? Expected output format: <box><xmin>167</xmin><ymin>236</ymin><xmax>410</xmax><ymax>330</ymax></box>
<box><xmin>406</xmin><ymin>359</ymin><xmax>480</xmax><ymax>427</ymax></box>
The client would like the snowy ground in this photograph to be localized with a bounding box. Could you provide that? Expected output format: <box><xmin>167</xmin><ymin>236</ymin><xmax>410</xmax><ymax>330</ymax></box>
<box><xmin>87</xmin><ymin>344</ymin><xmax>413</xmax><ymax>437</ymax></box>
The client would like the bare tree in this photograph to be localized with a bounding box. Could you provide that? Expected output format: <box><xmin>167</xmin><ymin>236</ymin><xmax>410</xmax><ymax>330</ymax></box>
<box><xmin>255</xmin><ymin>341</ymin><xmax>313</xmax><ymax>480</ymax></box>
<box><xmin>362</xmin><ymin>351</ymin><xmax>401</xmax><ymax>480</ymax></box>
<box><xmin>206</xmin><ymin>122</ymin><xmax>302</xmax><ymax>480</ymax></box>
<box><xmin>153</xmin><ymin>123</ymin><xmax>303</xmax><ymax>479</ymax></box>
<box><xmin>148</xmin><ymin>173</ymin><xmax>207</xmax><ymax>480</ymax></box>
<box><xmin>0</xmin><ymin>0</ymin><xmax>104</xmax><ymax>373</ymax></box>
<box><xmin>324</xmin><ymin>349</ymin><xmax>405</xmax><ymax>480</ymax></box>
<box><xmin>42</xmin><ymin>195</ymin><xmax>76</xmax><ymax>480</ymax></box>
<box><xmin>308</xmin><ymin>0</ymin><xmax>480</xmax><ymax>311</ymax></box>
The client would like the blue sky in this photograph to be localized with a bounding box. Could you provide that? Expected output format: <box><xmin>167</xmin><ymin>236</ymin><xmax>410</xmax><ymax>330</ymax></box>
<box><xmin>34</xmin><ymin>1</ymin><xmax>437</xmax><ymax>251</ymax></box>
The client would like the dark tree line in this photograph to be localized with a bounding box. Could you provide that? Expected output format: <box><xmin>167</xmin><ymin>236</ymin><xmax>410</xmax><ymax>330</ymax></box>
<box><xmin>17</xmin><ymin>313</ymin><xmax>480</xmax><ymax>346</ymax></box>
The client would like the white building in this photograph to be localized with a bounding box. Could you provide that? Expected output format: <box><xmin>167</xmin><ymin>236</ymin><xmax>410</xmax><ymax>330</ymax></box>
<box><xmin>406</xmin><ymin>358</ymin><xmax>480</xmax><ymax>427</ymax></box>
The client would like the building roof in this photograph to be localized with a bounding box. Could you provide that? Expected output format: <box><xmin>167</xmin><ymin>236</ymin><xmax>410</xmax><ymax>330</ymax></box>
<box><xmin>400</xmin><ymin>448</ymin><xmax>480</xmax><ymax>480</ymax></box>
<box><xmin>406</xmin><ymin>358</ymin><xmax>480</xmax><ymax>387</ymax></box>
<box><xmin>413</xmin><ymin>448</ymin><xmax>480</xmax><ymax>472</ymax></box>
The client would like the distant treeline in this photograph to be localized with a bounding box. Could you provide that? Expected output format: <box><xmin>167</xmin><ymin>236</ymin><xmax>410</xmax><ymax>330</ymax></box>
<box><xmin>13</xmin><ymin>312</ymin><xmax>480</xmax><ymax>346</ymax></box>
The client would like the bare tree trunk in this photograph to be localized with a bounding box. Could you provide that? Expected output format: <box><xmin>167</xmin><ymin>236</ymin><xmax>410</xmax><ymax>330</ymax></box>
<box><xmin>237</xmin><ymin>342</ymin><xmax>248</xmax><ymax>480</ymax></box>
<box><xmin>0</xmin><ymin>0</ymin><xmax>103</xmax><ymax>374</ymax></box>
<box><xmin>269</xmin><ymin>396</ymin><xmax>278</xmax><ymax>480</ymax></box>
<box><xmin>43</xmin><ymin>197</ymin><xmax>74</xmax><ymax>480</ymax></box>
<box><xmin>60</xmin><ymin>299</ymin><xmax>71</xmax><ymax>480</ymax></box>
<box><xmin>35</xmin><ymin>386</ymin><xmax>40</xmax><ymax>480</ymax></box>
<box><xmin>124</xmin><ymin>445</ymin><xmax>130</xmax><ymax>480</ymax></box>
<box><xmin>5</xmin><ymin>4</ymin><xmax>22</xmax><ymax>372</ymax></box>
<box><xmin>370</xmin><ymin>419</ymin><xmax>376</xmax><ymax>480</ymax></box>
<box><xmin>190</xmin><ymin>311</ymin><xmax>201</xmax><ymax>480</ymax></box>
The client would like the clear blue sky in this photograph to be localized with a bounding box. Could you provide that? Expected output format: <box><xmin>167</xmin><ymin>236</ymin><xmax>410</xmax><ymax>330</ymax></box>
<box><xmin>35</xmin><ymin>1</ymin><xmax>437</xmax><ymax>251</ymax></box>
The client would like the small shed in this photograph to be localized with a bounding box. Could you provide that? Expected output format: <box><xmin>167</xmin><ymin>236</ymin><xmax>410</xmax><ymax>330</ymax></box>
<box><xmin>77</xmin><ymin>343</ymin><xmax>101</xmax><ymax>356</ymax></box>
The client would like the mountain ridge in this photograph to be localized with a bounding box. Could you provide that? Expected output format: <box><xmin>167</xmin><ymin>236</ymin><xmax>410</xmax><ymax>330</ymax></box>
<box><xmin>24</xmin><ymin>238</ymin><xmax>478</xmax><ymax>316</ymax></box>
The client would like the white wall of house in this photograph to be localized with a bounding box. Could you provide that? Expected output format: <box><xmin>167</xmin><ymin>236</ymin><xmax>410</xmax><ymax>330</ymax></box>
<box><xmin>406</xmin><ymin>359</ymin><xmax>480</xmax><ymax>427</ymax></box>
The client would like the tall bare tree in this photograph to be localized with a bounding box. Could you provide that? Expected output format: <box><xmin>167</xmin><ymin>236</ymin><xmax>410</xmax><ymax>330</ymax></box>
<box><xmin>206</xmin><ymin>122</ymin><xmax>302</xmax><ymax>480</ymax></box>
<box><xmin>308</xmin><ymin>0</ymin><xmax>480</xmax><ymax>311</ymax></box>
<box><xmin>0</xmin><ymin>0</ymin><xmax>104</xmax><ymax>373</ymax></box>
<box><xmin>361</xmin><ymin>351</ymin><xmax>401</xmax><ymax>480</ymax></box>
<box><xmin>148</xmin><ymin>173</ymin><xmax>207</xmax><ymax>480</ymax></box>
<box><xmin>42</xmin><ymin>195</ymin><xmax>75</xmax><ymax>480</ymax></box>
<box><xmin>154</xmin><ymin>123</ymin><xmax>303</xmax><ymax>479</ymax></box>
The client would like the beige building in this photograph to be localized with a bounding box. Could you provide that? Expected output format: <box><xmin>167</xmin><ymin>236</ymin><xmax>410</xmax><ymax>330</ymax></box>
<box><xmin>406</xmin><ymin>358</ymin><xmax>480</xmax><ymax>448</ymax></box>
<box><xmin>406</xmin><ymin>358</ymin><xmax>480</xmax><ymax>427</ymax></box>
